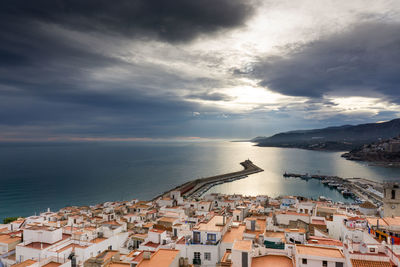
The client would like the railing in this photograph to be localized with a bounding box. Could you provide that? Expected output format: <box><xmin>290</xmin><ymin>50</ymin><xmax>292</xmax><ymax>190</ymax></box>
<box><xmin>193</xmin><ymin>258</ymin><xmax>201</xmax><ymax>265</ymax></box>
<box><xmin>187</xmin><ymin>239</ymin><xmax>220</xmax><ymax>246</ymax></box>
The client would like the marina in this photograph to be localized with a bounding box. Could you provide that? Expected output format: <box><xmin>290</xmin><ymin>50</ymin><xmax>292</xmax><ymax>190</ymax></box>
<box><xmin>283</xmin><ymin>172</ymin><xmax>384</xmax><ymax>205</ymax></box>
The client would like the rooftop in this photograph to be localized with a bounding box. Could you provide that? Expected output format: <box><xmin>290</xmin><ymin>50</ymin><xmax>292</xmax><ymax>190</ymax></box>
<box><xmin>252</xmin><ymin>255</ymin><xmax>293</xmax><ymax>267</ymax></box>
<box><xmin>311</xmin><ymin>219</ymin><xmax>326</xmax><ymax>226</ymax></box>
<box><xmin>42</xmin><ymin>262</ymin><xmax>61</xmax><ymax>267</ymax></box>
<box><xmin>157</xmin><ymin>217</ymin><xmax>176</xmax><ymax>223</ymax></box>
<box><xmin>351</xmin><ymin>259</ymin><xmax>391</xmax><ymax>267</ymax></box>
<box><xmin>307</xmin><ymin>236</ymin><xmax>343</xmax><ymax>247</ymax></box>
<box><xmin>366</xmin><ymin>218</ymin><xmax>388</xmax><ymax>227</ymax></box>
<box><xmin>383</xmin><ymin>217</ymin><xmax>400</xmax><ymax>226</ymax></box>
<box><xmin>264</xmin><ymin>231</ymin><xmax>285</xmax><ymax>239</ymax></box>
<box><xmin>296</xmin><ymin>244</ymin><xmax>344</xmax><ymax>258</ymax></box>
<box><xmin>12</xmin><ymin>260</ymin><xmax>37</xmax><ymax>267</ymax></box>
<box><xmin>137</xmin><ymin>249</ymin><xmax>180</xmax><ymax>267</ymax></box>
<box><xmin>107</xmin><ymin>262</ymin><xmax>131</xmax><ymax>267</ymax></box>
<box><xmin>222</xmin><ymin>225</ymin><xmax>245</xmax><ymax>243</ymax></box>
<box><xmin>193</xmin><ymin>215</ymin><xmax>226</xmax><ymax>232</ymax></box>
<box><xmin>233</xmin><ymin>240</ymin><xmax>252</xmax><ymax>251</ymax></box>
<box><xmin>0</xmin><ymin>234</ymin><xmax>21</xmax><ymax>244</ymax></box>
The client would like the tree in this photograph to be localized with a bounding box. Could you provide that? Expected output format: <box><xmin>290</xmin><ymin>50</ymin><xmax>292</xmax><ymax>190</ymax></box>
<box><xmin>3</xmin><ymin>217</ymin><xmax>19</xmax><ymax>224</ymax></box>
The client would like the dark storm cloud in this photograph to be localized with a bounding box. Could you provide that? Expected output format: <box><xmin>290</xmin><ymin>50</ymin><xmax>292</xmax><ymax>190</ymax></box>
<box><xmin>0</xmin><ymin>0</ymin><xmax>255</xmax><ymax>139</ymax></box>
<box><xmin>2</xmin><ymin>0</ymin><xmax>254</xmax><ymax>43</ymax></box>
<box><xmin>251</xmin><ymin>22</ymin><xmax>400</xmax><ymax>102</ymax></box>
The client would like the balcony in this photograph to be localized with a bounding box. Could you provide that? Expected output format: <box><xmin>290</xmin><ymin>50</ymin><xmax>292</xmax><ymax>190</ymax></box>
<box><xmin>193</xmin><ymin>258</ymin><xmax>201</xmax><ymax>265</ymax></box>
<box><xmin>188</xmin><ymin>239</ymin><xmax>220</xmax><ymax>246</ymax></box>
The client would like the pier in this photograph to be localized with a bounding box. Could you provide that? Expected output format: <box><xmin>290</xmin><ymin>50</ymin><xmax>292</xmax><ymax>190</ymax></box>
<box><xmin>283</xmin><ymin>172</ymin><xmax>384</xmax><ymax>204</ymax></box>
<box><xmin>153</xmin><ymin>160</ymin><xmax>263</xmax><ymax>200</ymax></box>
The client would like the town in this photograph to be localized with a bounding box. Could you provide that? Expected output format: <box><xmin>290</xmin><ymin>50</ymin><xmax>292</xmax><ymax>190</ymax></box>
<box><xmin>2</xmin><ymin>180</ymin><xmax>400</xmax><ymax>267</ymax></box>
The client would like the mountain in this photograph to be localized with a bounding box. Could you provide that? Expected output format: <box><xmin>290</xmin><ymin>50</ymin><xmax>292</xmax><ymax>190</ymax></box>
<box><xmin>253</xmin><ymin>119</ymin><xmax>400</xmax><ymax>151</ymax></box>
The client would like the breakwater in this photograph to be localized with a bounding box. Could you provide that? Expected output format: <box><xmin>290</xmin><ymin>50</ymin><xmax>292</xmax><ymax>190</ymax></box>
<box><xmin>153</xmin><ymin>160</ymin><xmax>263</xmax><ymax>200</ymax></box>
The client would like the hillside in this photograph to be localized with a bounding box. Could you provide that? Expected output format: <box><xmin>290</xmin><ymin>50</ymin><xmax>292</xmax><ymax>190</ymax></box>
<box><xmin>253</xmin><ymin>119</ymin><xmax>400</xmax><ymax>151</ymax></box>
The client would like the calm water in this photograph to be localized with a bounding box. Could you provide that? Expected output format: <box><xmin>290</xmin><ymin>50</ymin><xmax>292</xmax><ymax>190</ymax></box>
<box><xmin>1</xmin><ymin>141</ymin><xmax>400</xmax><ymax>220</ymax></box>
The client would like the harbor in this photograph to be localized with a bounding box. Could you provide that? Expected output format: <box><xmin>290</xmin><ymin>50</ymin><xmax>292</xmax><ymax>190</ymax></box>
<box><xmin>283</xmin><ymin>172</ymin><xmax>384</xmax><ymax>205</ymax></box>
<box><xmin>153</xmin><ymin>159</ymin><xmax>264</xmax><ymax>200</ymax></box>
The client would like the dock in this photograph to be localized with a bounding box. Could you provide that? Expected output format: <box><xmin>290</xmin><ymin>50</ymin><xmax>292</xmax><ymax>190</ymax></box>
<box><xmin>153</xmin><ymin>160</ymin><xmax>264</xmax><ymax>200</ymax></box>
<box><xmin>283</xmin><ymin>172</ymin><xmax>384</xmax><ymax>204</ymax></box>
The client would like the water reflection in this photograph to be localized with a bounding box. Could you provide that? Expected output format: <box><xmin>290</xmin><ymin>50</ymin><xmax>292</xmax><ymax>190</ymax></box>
<box><xmin>205</xmin><ymin>142</ymin><xmax>400</xmax><ymax>202</ymax></box>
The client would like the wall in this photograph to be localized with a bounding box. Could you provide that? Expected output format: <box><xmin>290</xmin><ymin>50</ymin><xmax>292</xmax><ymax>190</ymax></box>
<box><xmin>23</xmin><ymin>229</ymin><xmax>62</xmax><ymax>244</ymax></box>
<box><xmin>176</xmin><ymin>243</ymin><xmax>220</xmax><ymax>267</ymax></box>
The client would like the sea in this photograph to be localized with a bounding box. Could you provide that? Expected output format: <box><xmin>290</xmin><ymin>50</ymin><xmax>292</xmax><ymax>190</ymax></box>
<box><xmin>1</xmin><ymin>140</ymin><xmax>400</xmax><ymax>221</ymax></box>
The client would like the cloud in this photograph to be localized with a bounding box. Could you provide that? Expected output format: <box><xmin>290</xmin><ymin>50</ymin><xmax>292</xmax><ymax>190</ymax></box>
<box><xmin>0</xmin><ymin>1</ymin><xmax>400</xmax><ymax>140</ymax></box>
<box><xmin>251</xmin><ymin>22</ymin><xmax>400</xmax><ymax>103</ymax></box>
<box><xmin>186</xmin><ymin>92</ymin><xmax>235</xmax><ymax>101</ymax></box>
<box><xmin>2</xmin><ymin>0</ymin><xmax>254</xmax><ymax>43</ymax></box>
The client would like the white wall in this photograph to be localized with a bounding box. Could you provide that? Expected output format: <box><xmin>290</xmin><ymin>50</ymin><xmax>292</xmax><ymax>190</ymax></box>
<box><xmin>176</xmin><ymin>243</ymin><xmax>220</xmax><ymax>267</ymax></box>
<box><xmin>23</xmin><ymin>228</ymin><xmax>62</xmax><ymax>244</ymax></box>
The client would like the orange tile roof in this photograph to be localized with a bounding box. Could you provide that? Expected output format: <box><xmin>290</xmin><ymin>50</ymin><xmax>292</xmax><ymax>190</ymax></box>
<box><xmin>193</xmin><ymin>215</ymin><xmax>227</xmax><ymax>232</ymax></box>
<box><xmin>107</xmin><ymin>262</ymin><xmax>130</xmax><ymax>267</ymax></box>
<box><xmin>137</xmin><ymin>249</ymin><xmax>180</xmax><ymax>267</ymax></box>
<box><xmin>311</xmin><ymin>219</ymin><xmax>326</xmax><ymax>225</ymax></box>
<box><xmin>222</xmin><ymin>225</ymin><xmax>245</xmax><ymax>243</ymax></box>
<box><xmin>252</xmin><ymin>255</ymin><xmax>293</xmax><ymax>267</ymax></box>
<box><xmin>12</xmin><ymin>260</ymin><xmax>37</xmax><ymax>267</ymax></box>
<box><xmin>157</xmin><ymin>217</ymin><xmax>176</xmax><ymax>223</ymax></box>
<box><xmin>221</xmin><ymin>251</ymin><xmax>232</xmax><ymax>264</ymax></box>
<box><xmin>296</xmin><ymin>245</ymin><xmax>344</xmax><ymax>258</ymax></box>
<box><xmin>383</xmin><ymin>217</ymin><xmax>400</xmax><ymax>226</ymax></box>
<box><xmin>130</xmin><ymin>251</ymin><xmax>155</xmax><ymax>262</ymax></box>
<box><xmin>233</xmin><ymin>240</ymin><xmax>252</xmax><ymax>251</ymax></box>
<box><xmin>307</xmin><ymin>236</ymin><xmax>342</xmax><ymax>246</ymax></box>
<box><xmin>351</xmin><ymin>259</ymin><xmax>391</xmax><ymax>267</ymax></box>
<box><xmin>366</xmin><ymin>218</ymin><xmax>388</xmax><ymax>227</ymax></box>
<box><xmin>141</xmin><ymin>241</ymin><xmax>160</xmax><ymax>248</ymax></box>
<box><xmin>0</xmin><ymin>234</ymin><xmax>21</xmax><ymax>244</ymax></box>
<box><xmin>264</xmin><ymin>231</ymin><xmax>285</xmax><ymax>239</ymax></box>
<box><xmin>42</xmin><ymin>262</ymin><xmax>61</xmax><ymax>267</ymax></box>
<box><xmin>149</xmin><ymin>229</ymin><xmax>165</xmax><ymax>234</ymax></box>
<box><xmin>284</xmin><ymin>228</ymin><xmax>306</xmax><ymax>233</ymax></box>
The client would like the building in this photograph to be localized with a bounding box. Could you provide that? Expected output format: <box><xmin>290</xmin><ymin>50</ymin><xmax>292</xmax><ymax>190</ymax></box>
<box><xmin>383</xmin><ymin>183</ymin><xmax>400</xmax><ymax>217</ymax></box>
<box><xmin>295</xmin><ymin>245</ymin><xmax>345</xmax><ymax>267</ymax></box>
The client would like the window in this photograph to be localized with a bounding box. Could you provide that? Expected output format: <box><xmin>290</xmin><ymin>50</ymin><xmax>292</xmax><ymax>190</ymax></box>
<box><xmin>335</xmin><ymin>263</ymin><xmax>343</xmax><ymax>267</ymax></box>
<box><xmin>302</xmin><ymin>258</ymin><xmax>307</xmax><ymax>264</ymax></box>
<box><xmin>369</xmin><ymin>248</ymin><xmax>376</xmax><ymax>253</ymax></box>
<box><xmin>193</xmin><ymin>232</ymin><xmax>201</xmax><ymax>243</ymax></box>
<box><xmin>204</xmin><ymin>252</ymin><xmax>211</xmax><ymax>261</ymax></box>
<box><xmin>194</xmin><ymin>252</ymin><xmax>201</xmax><ymax>260</ymax></box>
<box><xmin>207</xmin><ymin>233</ymin><xmax>216</xmax><ymax>241</ymax></box>
<box><xmin>392</xmin><ymin>189</ymin><xmax>396</xmax><ymax>199</ymax></box>
<box><xmin>322</xmin><ymin>260</ymin><xmax>327</xmax><ymax>267</ymax></box>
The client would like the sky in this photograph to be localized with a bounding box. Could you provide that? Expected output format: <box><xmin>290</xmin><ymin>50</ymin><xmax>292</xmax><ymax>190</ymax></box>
<box><xmin>1</xmin><ymin>0</ymin><xmax>400</xmax><ymax>141</ymax></box>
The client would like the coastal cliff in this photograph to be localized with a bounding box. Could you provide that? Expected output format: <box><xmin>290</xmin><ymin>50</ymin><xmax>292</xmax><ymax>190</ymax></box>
<box><xmin>341</xmin><ymin>137</ymin><xmax>400</xmax><ymax>165</ymax></box>
<box><xmin>253</xmin><ymin>119</ymin><xmax>400</xmax><ymax>164</ymax></box>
